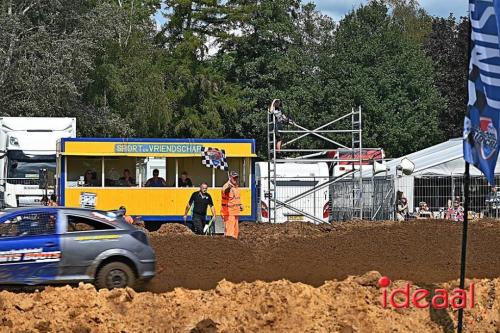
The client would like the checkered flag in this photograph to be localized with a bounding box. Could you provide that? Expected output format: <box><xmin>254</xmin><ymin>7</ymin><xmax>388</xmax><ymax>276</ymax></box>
<box><xmin>201</xmin><ymin>147</ymin><xmax>228</xmax><ymax>171</ymax></box>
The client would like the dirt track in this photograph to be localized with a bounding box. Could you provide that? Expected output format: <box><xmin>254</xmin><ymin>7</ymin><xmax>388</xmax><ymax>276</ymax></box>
<box><xmin>148</xmin><ymin>219</ymin><xmax>500</xmax><ymax>292</ymax></box>
<box><xmin>0</xmin><ymin>220</ymin><xmax>499</xmax><ymax>332</ymax></box>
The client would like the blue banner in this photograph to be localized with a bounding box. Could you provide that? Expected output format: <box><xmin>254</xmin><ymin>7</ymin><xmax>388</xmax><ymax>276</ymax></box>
<box><xmin>464</xmin><ymin>0</ymin><xmax>500</xmax><ymax>185</ymax></box>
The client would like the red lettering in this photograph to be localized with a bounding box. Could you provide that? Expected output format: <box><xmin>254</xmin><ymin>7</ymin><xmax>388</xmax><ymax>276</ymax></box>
<box><xmin>390</xmin><ymin>283</ymin><xmax>410</xmax><ymax>308</ymax></box>
<box><xmin>382</xmin><ymin>289</ymin><xmax>387</xmax><ymax>308</ymax></box>
<box><xmin>450</xmin><ymin>289</ymin><xmax>467</xmax><ymax>309</ymax></box>
<box><xmin>431</xmin><ymin>289</ymin><xmax>449</xmax><ymax>309</ymax></box>
<box><xmin>412</xmin><ymin>289</ymin><xmax>430</xmax><ymax>308</ymax></box>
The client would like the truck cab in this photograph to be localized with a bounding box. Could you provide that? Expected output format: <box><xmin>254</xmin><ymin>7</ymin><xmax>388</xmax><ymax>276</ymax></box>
<box><xmin>0</xmin><ymin>117</ymin><xmax>76</xmax><ymax>208</ymax></box>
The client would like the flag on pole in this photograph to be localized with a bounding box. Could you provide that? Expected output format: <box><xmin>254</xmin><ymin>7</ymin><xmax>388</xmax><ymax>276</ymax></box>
<box><xmin>463</xmin><ymin>0</ymin><xmax>500</xmax><ymax>185</ymax></box>
<box><xmin>201</xmin><ymin>147</ymin><xmax>228</xmax><ymax>171</ymax></box>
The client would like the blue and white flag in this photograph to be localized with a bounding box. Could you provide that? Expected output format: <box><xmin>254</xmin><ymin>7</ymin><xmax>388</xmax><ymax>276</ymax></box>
<box><xmin>464</xmin><ymin>0</ymin><xmax>500</xmax><ymax>185</ymax></box>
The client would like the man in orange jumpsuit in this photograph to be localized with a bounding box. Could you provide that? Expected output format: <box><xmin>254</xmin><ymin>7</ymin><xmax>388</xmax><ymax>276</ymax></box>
<box><xmin>221</xmin><ymin>170</ymin><xmax>243</xmax><ymax>239</ymax></box>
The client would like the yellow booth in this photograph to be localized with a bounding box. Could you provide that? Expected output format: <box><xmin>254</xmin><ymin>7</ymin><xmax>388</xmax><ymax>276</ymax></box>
<box><xmin>56</xmin><ymin>138</ymin><xmax>257</xmax><ymax>223</ymax></box>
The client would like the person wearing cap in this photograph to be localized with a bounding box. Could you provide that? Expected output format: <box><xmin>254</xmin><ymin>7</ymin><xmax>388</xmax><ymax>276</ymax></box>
<box><xmin>221</xmin><ymin>170</ymin><xmax>243</xmax><ymax>239</ymax></box>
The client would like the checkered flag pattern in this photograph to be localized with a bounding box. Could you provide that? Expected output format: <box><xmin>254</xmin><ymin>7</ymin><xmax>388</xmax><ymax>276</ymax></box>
<box><xmin>201</xmin><ymin>147</ymin><xmax>228</xmax><ymax>171</ymax></box>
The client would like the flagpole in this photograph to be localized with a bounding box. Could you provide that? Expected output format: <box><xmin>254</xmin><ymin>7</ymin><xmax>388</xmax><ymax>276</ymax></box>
<box><xmin>458</xmin><ymin>12</ymin><xmax>473</xmax><ymax>333</ymax></box>
<box><xmin>457</xmin><ymin>162</ymin><xmax>469</xmax><ymax>333</ymax></box>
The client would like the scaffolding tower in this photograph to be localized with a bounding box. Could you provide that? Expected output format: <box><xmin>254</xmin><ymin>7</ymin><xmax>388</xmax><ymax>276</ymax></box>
<box><xmin>266</xmin><ymin>102</ymin><xmax>366</xmax><ymax>224</ymax></box>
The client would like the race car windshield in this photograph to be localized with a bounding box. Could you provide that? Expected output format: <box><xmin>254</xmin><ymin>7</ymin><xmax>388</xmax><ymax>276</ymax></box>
<box><xmin>7</xmin><ymin>151</ymin><xmax>56</xmax><ymax>182</ymax></box>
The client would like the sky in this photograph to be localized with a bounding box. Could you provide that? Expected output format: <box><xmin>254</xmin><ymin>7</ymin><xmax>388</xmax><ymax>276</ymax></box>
<box><xmin>315</xmin><ymin>0</ymin><xmax>468</xmax><ymax>21</ymax></box>
<box><xmin>154</xmin><ymin>0</ymin><xmax>468</xmax><ymax>27</ymax></box>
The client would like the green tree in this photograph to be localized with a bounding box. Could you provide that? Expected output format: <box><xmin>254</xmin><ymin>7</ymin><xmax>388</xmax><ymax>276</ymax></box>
<box><xmin>0</xmin><ymin>0</ymin><xmax>98</xmax><ymax>117</ymax></box>
<box><xmin>85</xmin><ymin>2</ymin><xmax>170</xmax><ymax>137</ymax></box>
<box><xmin>160</xmin><ymin>0</ymin><xmax>242</xmax><ymax>138</ymax></box>
<box><xmin>424</xmin><ymin>15</ymin><xmax>469</xmax><ymax>139</ymax></box>
<box><xmin>215</xmin><ymin>0</ymin><xmax>309</xmax><ymax>155</ymax></box>
<box><xmin>388</xmin><ymin>0</ymin><xmax>432</xmax><ymax>44</ymax></box>
<box><xmin>82</xmin><ymin>1</ymin><xmax>173</xmax><ymax>137</ymax></box>
<box><xmin>327</xmin><ymin>1</ymin><xmax>444</xmax><ymax>156</ymax></box>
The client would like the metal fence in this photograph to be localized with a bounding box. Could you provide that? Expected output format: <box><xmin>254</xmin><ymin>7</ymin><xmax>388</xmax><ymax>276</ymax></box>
<box><xmin>257</xmin><ymin>175</ymin><xmax>393</xmax><ymax>223</ymax></box>
<box><xmin>330</xmin><ymin>176</ymin><xmax>394</xmax><ymax>221</ymax></box>
<box><xmin>258</xmin><ymin>173</ymin><xmax>500</xmax><ymax>223</ymax></box>
<box><xmin>396</xmin><ymin>174</ymin><xmax>500</xmax><ymax>220</ymax></box>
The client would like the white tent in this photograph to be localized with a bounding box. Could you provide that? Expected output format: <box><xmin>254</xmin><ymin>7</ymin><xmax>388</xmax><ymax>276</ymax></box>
<box><xmin>364</xmin><ymin>138</ymin><xmax>499</xmax><ymax>213</ymax></box>
<box><xmin>375</xmin><ymin>138</ymin><xmax>499</xmax><ymax>177</ymax></box>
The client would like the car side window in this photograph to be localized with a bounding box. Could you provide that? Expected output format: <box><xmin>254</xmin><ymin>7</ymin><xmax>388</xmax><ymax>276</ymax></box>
<box><xmin>0</xmin><ymin>213</ymin><xmax>56</xmax><ymax>237</ymax></box>
<box><xmin>66</xmin><ymin>215</ymin><xmax>115</xmax><ymax>232</ymax></box>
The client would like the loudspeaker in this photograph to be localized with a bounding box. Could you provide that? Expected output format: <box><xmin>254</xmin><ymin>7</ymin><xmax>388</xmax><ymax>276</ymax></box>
<box><xmin>396</xmin><ymin>158</ymin><xmax>415</xmax><ymax>176</ymax></box>
<box><xmin>373</xmin><ymin>161</ymin><xmax>388</xmax><ymax>175</ymax></box>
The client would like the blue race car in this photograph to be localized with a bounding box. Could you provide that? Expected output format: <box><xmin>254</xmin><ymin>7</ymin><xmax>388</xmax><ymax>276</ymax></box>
<box><xmin>0</xmin><ymin>207</ymin><xmax>155</xmax><ymax>289</ymax></box>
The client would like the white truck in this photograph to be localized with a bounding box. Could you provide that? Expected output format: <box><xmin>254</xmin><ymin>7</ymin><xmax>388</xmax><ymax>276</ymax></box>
<box><xmin>0</xmin><ymin>117</ymin><xmax>76</xmax><ymax>208</ymax></box>
<box><xmin>256</xmin><ymin>162</ymin><xmax>330</xmax><ymax>223</ymax></box>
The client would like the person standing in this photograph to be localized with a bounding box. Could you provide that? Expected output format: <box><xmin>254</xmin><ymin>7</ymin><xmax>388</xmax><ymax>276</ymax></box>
<box><xmin>221</xmin><ymin>171</ymin><xmax>243</xmax><ymax>239</ymax></box>
<box><xmin>395</xmin><ymin>190</ymin><xmax>408</xmax><ymax>222</ymax></box>
<box><xmin>183</xmin><ymin>182</ymin><xmax>216</xmax><ymax>235</ymax></box>
<box><xmin>268</xmin><ymin>99</ymin><xmax>290</xmax><ymax>151</ymax></box>
<box><xmin>396</xmin><ymin>197</ymin><xmax>408</xmax><ymax>222</ymax></box>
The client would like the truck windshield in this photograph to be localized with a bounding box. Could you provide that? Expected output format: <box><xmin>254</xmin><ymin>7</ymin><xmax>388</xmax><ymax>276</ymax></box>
<box><xmin>6</xmin><ymin>151</ymin><xmax>56</xmax><ymax>182</ymax></box>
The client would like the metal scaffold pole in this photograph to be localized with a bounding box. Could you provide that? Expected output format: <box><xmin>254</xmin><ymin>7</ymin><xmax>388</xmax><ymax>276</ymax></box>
<box><xmin>266</xmin><ymin>99</ymin><xmax>373</xmax><ymax>223</ymax></box>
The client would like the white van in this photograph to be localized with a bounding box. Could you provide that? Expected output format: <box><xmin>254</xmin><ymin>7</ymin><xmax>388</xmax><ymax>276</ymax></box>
<box><xmin>255</xmin><ymin>162</ymin><xmax>330</xmax><ymax>223</ymax></box>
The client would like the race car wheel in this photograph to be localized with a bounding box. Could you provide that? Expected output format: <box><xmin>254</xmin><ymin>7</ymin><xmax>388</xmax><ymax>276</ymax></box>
<box><xmin>95</xmin><ymin>262</ymin><xmax>135</xmax><ymax>289</ymax></box>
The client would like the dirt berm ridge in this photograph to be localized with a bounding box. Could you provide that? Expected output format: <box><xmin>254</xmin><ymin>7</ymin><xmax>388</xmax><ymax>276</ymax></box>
<box><xmin>0</xmin><ymin>274</ymin><xmax>498</xmax><ymax>332</ymax></box>
<box><xmin>148</xmin><ymin>219</ymin><xmax>500</xmax><ymax>292</ymax></box>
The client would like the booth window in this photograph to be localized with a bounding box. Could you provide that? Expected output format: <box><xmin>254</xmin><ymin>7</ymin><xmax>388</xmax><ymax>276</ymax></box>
<box><xmin>143</xmin><ymin>157</ymin><xmax>168</xmax><ymax>187</ymax></box>
<box><xmin>104</xmin><ymin>157</ymin><xmax>137</xmax><ymax>187</ymax></box>
<box><xmin>66</xmin><ymin>157</ymin><xmax>102</xmax><ymax>187</ymax></box>
<box><xmin>214</xmin><ymin>157</ymin><xmax>251</xmax><ymax>187</ymax></box>
<box><xmin>175</xmin><ymin>158</ymin><xmax>211</xmax><ymax>187</ymax></box>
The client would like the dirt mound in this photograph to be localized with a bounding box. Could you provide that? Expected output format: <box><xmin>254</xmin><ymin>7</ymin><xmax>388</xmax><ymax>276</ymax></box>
<box><xmin>148</xmin><ymin>219</ymin><xmax>500</xmax><ymax>292</ymax></box>
<box><xmin>0</xmin><ymin>275</ymin><xmax>498</xmax><ymax>332</ymax></box>
<box><xmin>150</xmin><ymin>222</ymin><xmax>193</xmax><ymax>236</ymax></box>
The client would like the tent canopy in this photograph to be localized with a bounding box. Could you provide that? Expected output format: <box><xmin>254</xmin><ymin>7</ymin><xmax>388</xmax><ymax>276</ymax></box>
<box><xmin>370</xmin><ymin>138</ymin><xmax>498</xmax><ymax>177</ymax></box>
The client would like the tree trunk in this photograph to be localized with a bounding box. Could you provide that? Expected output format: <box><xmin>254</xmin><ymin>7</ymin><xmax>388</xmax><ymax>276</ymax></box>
<box><xmin>0</xmin><ymin>27</ymin><xmax>16</xmax><ymax>87</ymax></box>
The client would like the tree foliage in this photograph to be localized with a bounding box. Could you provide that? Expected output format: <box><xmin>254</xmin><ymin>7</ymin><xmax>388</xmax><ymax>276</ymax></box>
<box><xmin>0</xmin><ymin>1</ymin><xmax>97</xmax><ymax>117</ymax></box>
<box><xmin>424</xmin><ymin>15</ymin><xmax>469</xmax><ymax>139</ymax></box>
<box><xmin>0</xmin><ymin>0</ymin><xmax>468</xmax><ymax>157</ymax></box>
<box><xmin>327</xmin><ymin>1</ymin><xmax>444</xmax><ymax>156</ymax></box>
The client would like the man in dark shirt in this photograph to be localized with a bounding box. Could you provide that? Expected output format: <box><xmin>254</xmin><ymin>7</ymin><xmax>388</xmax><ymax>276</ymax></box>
<box><xmin>119</xmin><ymin>169</ymin><xmax>135</xmax><ymax>186</ymax></box>
<box><xmin>183</xmin><ymin>182</ymin><xmax>216</xmax><ymax>234</ymax></box>
<box><xmin>178</xmin><ymin>171</ymin><xmax>193</xmax><ymax>187</ymax></box>
<box><xmin>145</xmin><ymin>169</ymin><xmax>167</xmax><ymax>187</ymax></box>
